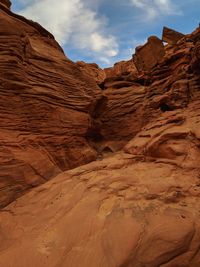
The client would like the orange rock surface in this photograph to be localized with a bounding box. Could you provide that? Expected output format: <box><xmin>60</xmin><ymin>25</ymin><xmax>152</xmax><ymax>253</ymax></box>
<box><xmin>104</xmin><ymin>59</ymin><xmax>137</xmax><ymax>78</ymax></box>
<box><xmin>76</xmin><ymin>61</ymin><xmax>106</xmax><ymax>85</ymax></box>
<box><xmin>0</xmin><ymin>3</ymin><xmax>101</xmax><ymax>207</ymax></box>
<box><xmin>1</xmin><ymin>101</ymin><xmax>200</xmax><ymax>267</ymax></box>
<box><xmin>1</xmin><ymin>1</ymin><xmax>200</xmax><ymax>267</ymax></box>
<box><xmin>133</xmin><ymin>36</ymin><xmax>165</xmax><ymax>71</ymax></box>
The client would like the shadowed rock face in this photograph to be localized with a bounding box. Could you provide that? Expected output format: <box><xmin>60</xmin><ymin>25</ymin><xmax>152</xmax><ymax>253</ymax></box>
<box><xmin>191</xmin><ymin>41</ymin><xmax>200</xmax><ymax>73</ymax></box>
<box><xmin>162</xmin><ymin>26</ymin><xmax>185</xmax><ymax>45</ymax></box>
<box><xmin>0</xmin><ymin>0</ymin><xmax>11</xmax><ymax>9</ymax></box>
<box><xmin>1</xmin><ymin>2</ymin><xmax>200</xmax><ymax>266</ymax></box>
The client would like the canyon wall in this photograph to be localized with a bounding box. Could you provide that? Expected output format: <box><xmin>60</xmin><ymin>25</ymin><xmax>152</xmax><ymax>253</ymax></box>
<box><xmin>1</xmin><ymin>1</ymin><xmax>200</xmax><ymax>266</ymax></box>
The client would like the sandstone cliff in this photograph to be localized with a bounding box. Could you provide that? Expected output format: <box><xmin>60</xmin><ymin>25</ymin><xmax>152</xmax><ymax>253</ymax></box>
<box><xmin>1</xmin><ymin>1</ymin><xmax>200</xmax><ymax>267</ymax></box>
<box><xmin>0</xmin><ymin>0</ymin><xmax>102</xmax><ymax>207</ymax></box>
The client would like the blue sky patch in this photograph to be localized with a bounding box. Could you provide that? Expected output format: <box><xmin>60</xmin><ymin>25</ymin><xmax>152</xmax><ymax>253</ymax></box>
<box><xmin>12</xmin><ymin>0</ymin><xmax>200</xmax><ymax>67</ymax></box>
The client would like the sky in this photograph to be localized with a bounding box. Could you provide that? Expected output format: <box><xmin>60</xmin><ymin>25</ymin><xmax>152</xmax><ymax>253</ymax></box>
<box><xmin>12</xmin><ymin>0</ymin><xmax>200</xmax><ymax>67</ymax></box>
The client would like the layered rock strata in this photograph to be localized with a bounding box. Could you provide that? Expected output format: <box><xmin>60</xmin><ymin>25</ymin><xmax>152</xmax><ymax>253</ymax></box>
<box><xmin>1</xmin><ymin>2</ymin><xmax>200</xmax><ymax>266</ymax></box>
<box><xmin>0</xmin><ymin>3</ymin><xmax>101</xmax><ymax>207</ymax></box>
<box><xmin>1</xmin><ymin>98</ymin><xmax>200</xmax><ymax>267</ymax></box>
<box><xmin>162</xmin><ymin>26</ymin><xmax>185</xmax><ymax>45</ymax></box>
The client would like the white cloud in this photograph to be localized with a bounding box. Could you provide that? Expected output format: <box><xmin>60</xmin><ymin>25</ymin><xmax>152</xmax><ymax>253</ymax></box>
<box><xmin>17</xmin><ymin>0</ymin><xmax>119</xmax><ymax>63</ymax></box>
<box><xmin>130</xmin><ymin>0</ymin><xmax>181</xmax><ymax>20</ymax></box>
<box><xmin>90</xmin><ymin>33</ymin><xmax>118</xmax><ymax>56</ymax></box>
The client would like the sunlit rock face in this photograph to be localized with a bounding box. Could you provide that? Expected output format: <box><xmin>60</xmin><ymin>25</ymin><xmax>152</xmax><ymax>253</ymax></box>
<box><xmin>104</xmin><ymin>59</ymin><xmax>138</xmax><ymax>78</ymax></box>
<box><xmin>133</xmin><ymin>36</ymin><xmax>165</xmax><ymax>71</ymax></box>
<box><xmin>1</xmin><ymin>103</ymin><xmax>200</xmax><ymax>267</ymax></box>
<box><xmin>1</xmin><ymin>1</ymin><xmax>200</xmax><ymax>267</ymax></box>
<box><xmin>76</xmin><ymin>61</ymin><xmax>106</xmax><ymax>85</ymax></box>
<box><xmin>0</xmin><ymin>2</ymin><xmax>102</xmax><ymax>207</ymax></box>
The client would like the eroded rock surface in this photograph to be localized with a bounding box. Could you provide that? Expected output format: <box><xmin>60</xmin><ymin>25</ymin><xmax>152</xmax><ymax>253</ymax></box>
<box><xmin>0</xmin><ymin>4</ymin><xmax>101</xmax><ymax>207</ymax></box>
<box><xmin>133</xmin><ymin>36</ymin><xmax>165</xmax><ymax>71</ymax></box>
<box><xmin>1</xmin><ymin>101</ymin><xmax>200</xmax><ymax>267</ymax></box>
<box><xmin>90</xmin><ymin>28</ymin><xmax>196</xmax><ymax>153</ymax></box>
<box><xmin>1</xmin><ymin>2</ymin><xmax>200</xmax><ymax>266</ymax></box>
<box><xmin>104</xmin><ymin>59</ymin><xmax>138</xmax><ymax>78</ymax></box>
<box><xmin>76</xmin><ymin>61</ymin><xmax>106</xmax><ymax>85</ymax></box>
<box><xmin>162</xmin><ymin>26</ymin><xmax>185</xmax><ymax>45</ymax></box>
<box><xmin>0</xmin><ymin>0</ymin><xmax>11</xmax><ymax>9</ymax></box>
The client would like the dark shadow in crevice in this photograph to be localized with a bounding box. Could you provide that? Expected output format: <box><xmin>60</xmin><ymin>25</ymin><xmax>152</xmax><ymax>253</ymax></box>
<box><xmin>92</xmin><ymin>96</ymin><xmax>108</xmax><ymax>118</ymax></box>
<box><xmin>160</xmin><ymin>102</ymin><xmax>173</xmax><ymax>112</ymax></box>
<box><xmin>102</xmin><ymin>146</ymin><xmax>113</xmax><ymax>153</ymax></box>
<box><xmin>86</xmin><ymin>128</ymin><xmax>103</xmax><ymax>143</ymax></box>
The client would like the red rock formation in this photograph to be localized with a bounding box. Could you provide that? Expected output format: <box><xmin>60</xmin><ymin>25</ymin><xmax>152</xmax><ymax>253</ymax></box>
<box><xmin>0</xmin><ymin>4</ymin><xmax>101</xmax><ymax>207</ymax></box>
<box><xmin>1</xmin><ymin>101</ymin><xmax>200</xmax><ymax>266</ymax></box>
<box><xmin>0</xmin><ymin>0</ymin><xmax>11</xmax><ymax>9</ymax></box>
<box><xmin>191</xmin><ymin>41</ymin><xmax>200</xmax><ymax>73</ymax></box>
<box><xmin>104</xmin><ymin>59</ymin><xmax>137</xmax><ymax>78</ymax></box>
<box><xmin>1</xmin><ymin>2</ymin><xmax>200</xmax><ymax>266</ymax></box>
<box><xmin>162</xmin><ymin>26</ymin><xmax>185</xmax><ymax>45</ymax></box>
<box><xmin>76</xmin><ymin>61</ymin><xmax>106</xmax><ymax>84</ymax></box>
<box><xmin>90</xmin><ymin>30</ymin><xmax>193</xmax><ymax>153</ymax></box>
<box><xmin>133</xmin><ymin>36</ymin><xmax>165</xmax><ymax>71</ymax></box>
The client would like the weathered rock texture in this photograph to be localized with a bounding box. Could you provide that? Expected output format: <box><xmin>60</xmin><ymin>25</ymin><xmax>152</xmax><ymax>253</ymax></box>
<box><xmin>90</xmin><ymin>30</ymin><xmax>194</xmax><ymax>153</ymax></box>
<box><xmin>0</xmin><ymin>0</ymin><xmax>11</xmax><ymax>9</ymax></box>
<box><xmin>76</xmin><ymin>61</ymin><xmax>106</xmax><ymax>84</ymax></box>
<box><xmin>133</xmin><ymin>36</ymin><xmax>165</xmax><ymax>71</ymax></box>
<box><xmin>0</xmin><ymin>4</ymin><xmax>101</xmax><ymax>207</ymax></box>
<box><xmin>104</xmin><ymin>59</ymin><xmax>138</xmax><ymax>78</ymax></box>
<box><xmin>162</xmin><ymin>26</ymin><xmax>185</xmax><ymax>45</ymax></box>
<box><xmin>1</xmin><ymin>101</ymin><xmax>200</xmax><ymax>267</ymax></box>
<box><xmin>1</xmin><ymin>1</ymin><xmax>200</xmax><ymax>266</ymax></box>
